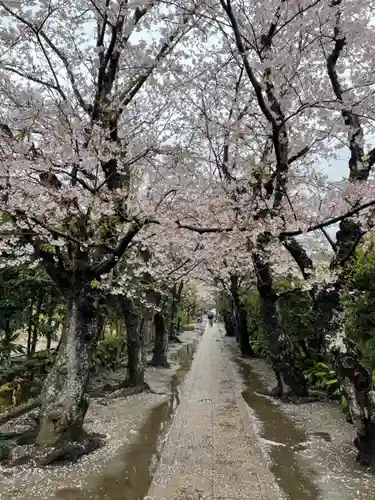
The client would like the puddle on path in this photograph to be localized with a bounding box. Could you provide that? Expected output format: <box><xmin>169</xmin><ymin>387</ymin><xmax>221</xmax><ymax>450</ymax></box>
<box><xmin>237</xmin><ymin>361</ymin><xmax>320</xmax><ymax>500</ymax></box>
<box><xmin>237</xmin><ymin>358</ymin><xmax>375</xmax><ymax>500</ymax></box>
<box><xmin>55</xmin><ymin>339</ymin><xmax>198</xmax><ymax>500</ymax></box>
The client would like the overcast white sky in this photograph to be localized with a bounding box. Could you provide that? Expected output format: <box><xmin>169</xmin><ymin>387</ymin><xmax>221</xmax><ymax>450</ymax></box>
<box><xmin>323</xmin><ymin>153</ymin><xmax>348</xmax><ymax>181</ymax></box>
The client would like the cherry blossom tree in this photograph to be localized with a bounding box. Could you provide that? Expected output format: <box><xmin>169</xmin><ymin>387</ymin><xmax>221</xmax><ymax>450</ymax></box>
<box><xmin>3</xmin><ymin>0</ymin><xmax>375</xmax><ymax>466</ymax></box>
<box><xmin>168</xmin><ymin>0</ymin><xmax>375</xmax><ymax>462</ymax></box>
<box><xmin>165</xmin><ymin>0</ymin><xmax>375</xmax><ymax>406</ymax></box>
<box><xmin>0</xmin><ymin>0</ymin><xmax>205</xmax><ymax>460</ymax></box>
<box><xmin>104</xmin><ymin>225</ymin><xmax>204</xmax><ymax>374</ymax></box>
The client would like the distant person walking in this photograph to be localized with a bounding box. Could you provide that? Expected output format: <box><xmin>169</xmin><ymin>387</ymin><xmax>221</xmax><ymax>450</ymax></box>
<box><xmin>207</xmin><ymin>310</ymin><xmax>214</xmax><ymax>327</ymax></box>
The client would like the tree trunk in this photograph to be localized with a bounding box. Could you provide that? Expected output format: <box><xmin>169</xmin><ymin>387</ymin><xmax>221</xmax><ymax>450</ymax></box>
<box><xmin>283</xmin><ymin>230</ymin><xmax>375</xmax><ymax>462</ymax></box>
<box><xmin>120</xmin><ymin>296</ymin><xmax>145</xmax><ymax>387</ymax></box>
<box><xmin>332</xmin><ymin>338</ymin><xmax>375</xmax><ymax>465</ymax></box>
<box><xmin>330</xmin><ymin>221</ymin><xmax>374</xmax><ymax>463</ymax></box>
<box><xmin>223</xmin><ymin>308</ymin><xmax>236</xmax><ymax>337</ymax></box>
<box><xmin>168</xmin><ymin>281</ymin><xmax>183</xmax><ymax>340</ymax></box>
<box><xmin>252</xmin><ymin>247</ymin><xmax>308</xmax><ymax>397</ymax></box>
<box><xmin>36</xmin><ymin>289</ymin><xmax>98</xmax><ymax>446</ymax></box>
<box><xmin>141</xmin><ymin>306</ymin><xmax>154</xmax><ymax>366</ymax></box>
<box><xmin>150</xmin><ymin>310</ymin><xmax>169</xmax><ymax>367</ymax></box>
<box><xmin>238</xmin><ymin>306</ymin><xmax>253</xmax><ymax>355</ymax></box>
<box><xmin>230</xmin><ymin>275</ymin><xmax>255</xmax><ymax>357</ymax></box>
<box><xmin>27</xmin><ymin>303</ymin><xmax>33</xmax><ymax>358</ymax></box>
<box><xmin>31</xmin><ymin>291</ymin><xmax>44</xmax><ymax>356</ymax></box>
<box><xmin>229</xmin><ymin>296</ymin><xmax>240</xmax><ymax>343</ymax></box>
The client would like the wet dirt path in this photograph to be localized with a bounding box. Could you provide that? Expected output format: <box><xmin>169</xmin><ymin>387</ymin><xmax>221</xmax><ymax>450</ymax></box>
<box><xmin>80</xmin><ymin>331</ymin><xmax>375</xmax><ymax>500</ymax></box>
<box><xmin>55</xmin><ymin>341</ymin><xmax>199</xmax><ymax>500</ymax></box>
<box><xmin>5</xmin><ymin>328</ymin><xmax>375</xmax><ymax>500</ymax></box>
<box><xmin>238</xmin><ymin>361</ymin><xmax>320</xmax><ymax>500</ymax></box>
<box><xmin>147</xmin><ymin>325</ymin><xmax>286</xmax><ymax>500</ymax></box>
<box><xmin>235</xmin><ymin>351</ymin><xmax>375</xmax><ymax>500</ymax></box>
<box><xmin>0</xmin><ymin>332</ymin><xmax>201</xmax><ymax>500</ymax></box>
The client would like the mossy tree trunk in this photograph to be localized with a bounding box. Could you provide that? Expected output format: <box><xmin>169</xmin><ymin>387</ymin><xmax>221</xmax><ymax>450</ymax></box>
<box><xmin>36</xmin><ymin>287</ymin><xmax>98</xmax><ymax>446</ymax></box>
<box><xmin>150</xmin><ymin>295</ymin><xmax>169</xmax><ymax>367</ymax></box>
<box><xmin>141</xmin><ymin>305</ymin><xmax>154</xmax><ymax>367</ymax></box>
<box><xmin>332</xmin><ymin>339</ymin><xmax>375</xmax><ymax>465</ymax></box>
<box><xmin>168</xmin><ymin>281</ymin><xmax>184</xmax><ymax>340</ymax></box>
<box><xmin>230</xmin><ymin>275</ymin><xmax>255</xmax><ymax>357</ymax></box>
<box><xmin>120</xmin><ymin>296</ymin><xmax>145</xmax><ymax>388</ymax></box>
<box><xmin>252</xmin><ymin>245</ymin><xmax>308</xmax><ymax>397</ymax></box>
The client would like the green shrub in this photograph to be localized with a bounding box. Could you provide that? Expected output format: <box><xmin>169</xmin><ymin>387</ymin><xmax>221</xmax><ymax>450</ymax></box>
<box><xmin>251</xmin><ymin>338</ymin><xmax>268</xmax><ymax>358</ymax></box>
<box><xmin>243</xmin><ymin>287</ymin><xmax>315</xmax><ymax>360</ymax></box>
<box><xmin>181</xmin><ymin>323</ymin><xmax>195</xmax><ymax>331</ymax></box>
<box><xmin>304</xmin><ymin>360</ymin><xmax>340</xmax><ymax>397</ymax></box>
<box><xmin>0</xmin><ymin>439</ymin><xmax>12</xmax><ymax>461</ymax></box>
<box><xmin>92</xmin><ymin>335</ymin><xmax>124</xmax><ymax>371</ymax></box>
<box><xmin>243</xmin><ymin>289</ymin><xmax>266</xmax><ymax>353</ymax></box>
<box><xmin>343</xmin><ymin>241</ymin><xmax>375</xmax><ymax>371</ymax></box>
<box><xmin>278</xmin><ymin>290</ymin><xmax>315</xmax><ymax>348</ymax></box>
<box><xmin>178</xmin><ymin>310</ymin><xmax>187</xmax><ymax>326</ymax></box>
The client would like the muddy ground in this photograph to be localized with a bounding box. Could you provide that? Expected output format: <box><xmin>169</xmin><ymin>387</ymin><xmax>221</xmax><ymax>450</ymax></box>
<box><xmin>0</xmin><ymin>330</ymin><xmax>201</xmax><ymax>500</ymax></box>
<box><xmin>3</xmin><ymin>328</ymin><xmax>375</xmax><ymax>500</ymax></box>
<box><xmin>235</xmin><ymin>349</ymin><xmax>375</xmax><ymax>500</ymax></box>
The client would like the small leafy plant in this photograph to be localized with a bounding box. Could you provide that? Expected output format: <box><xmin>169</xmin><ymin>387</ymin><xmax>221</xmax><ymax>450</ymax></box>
<box><xmin>92</xmin><ymin>336</ymin><xmax>124</xmax><ymax>371</ymax></box>
<box><xmin>0</xmin><ymin>439</ymin><xmax>12</xmax><ymax>461</ymax></box>
<box><xmin>251</xmin><ymin>338</ymin><xmax>268</xmax><ymax>358</ymax></box>
<box><xmin>0</xmin><ymin>331</ymin><xmax>25</xmax><ymax>370</ymax></box>
<box><xmin>304</xmin><ymin>360</ymin><xmax>340</xmax><ymax>397</ymax></box>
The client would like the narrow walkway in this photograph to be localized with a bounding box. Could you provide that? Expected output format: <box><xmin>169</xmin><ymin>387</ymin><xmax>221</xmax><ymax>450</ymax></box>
<box><xmin>146</xmin><ymin>325</ymin><xmax>283</xmax><ymax>500</ymax></box>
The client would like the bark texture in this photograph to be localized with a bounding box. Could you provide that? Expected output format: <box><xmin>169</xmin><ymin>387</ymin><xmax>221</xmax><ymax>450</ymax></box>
<box><xmin>168</xmin><ymin>281</ymin><xmax>184</xmax><ymax>341</ymax></box>
<box><xmin>332</xmin><ymin>338</ymin><xmax>375</xmax><ymax>465</ymax></box>
<box><xmin>120</xmin><ymin>296</ymin><xmax>145</xmax><ymax>387</ymax></box>
<box><xmin>223</xmin><ymin>306</ymin><xmax>236</xmax><ymax>337</ymax></box>
<box><xmin>252</xmin><ymin>246</ymin><xmax>308</xmax><ymax>397</ymax></box>
<box><xmin>150</xmin><ymin>310</ymin><xmax>169</xmax><ymax>367</ymax></box>
<box><xmin>230</xmin><ymin>275</ymin><xmax>255</xmax><ymax>357</ymax></box>
<box><xmin>36</xmin><ymin>289</ymin><xmax>98</xmax><ymax>445</ymax></box>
